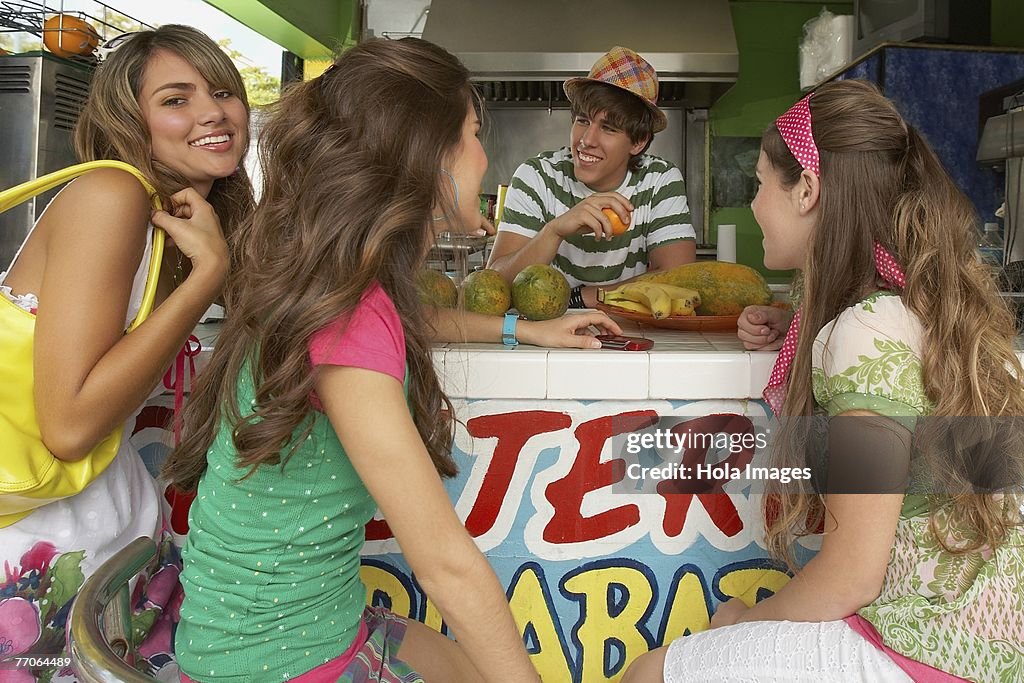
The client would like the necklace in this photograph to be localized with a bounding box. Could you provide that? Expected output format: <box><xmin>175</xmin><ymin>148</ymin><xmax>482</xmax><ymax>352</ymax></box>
<box><xmin>174</xmin><ymin>250</ymin><xmax>185</xmax><ymax>288</ymax></box>
<box><xmin>165</xmin><ymin>248</ymin><xmax>184</xmax><ymax>289</ymax></box>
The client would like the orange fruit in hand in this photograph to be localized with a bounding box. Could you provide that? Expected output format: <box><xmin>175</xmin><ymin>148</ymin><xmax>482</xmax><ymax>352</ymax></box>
<box><xmin>602</xmin><ymin>208</ymin><xmax>630</xmax><ymax>235</ymax></box>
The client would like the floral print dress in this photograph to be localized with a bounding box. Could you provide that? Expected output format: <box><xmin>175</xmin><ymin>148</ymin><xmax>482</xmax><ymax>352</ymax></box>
<box><xmin>0</xmin><ymin>219</ymin><xmax>182</xmax><ymax>682</ymax></box>
<box><xmin>811</xmin><ymin>292</ymin><xmax>1024</xmax><ymax>682</ymax></box>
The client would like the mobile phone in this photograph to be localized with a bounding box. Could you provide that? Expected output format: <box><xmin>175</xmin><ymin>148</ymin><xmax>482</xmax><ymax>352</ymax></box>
<box><xmin>596</xmin><ymin>334</ymin><xmax>654</xmax><ymax>351</ymax></box>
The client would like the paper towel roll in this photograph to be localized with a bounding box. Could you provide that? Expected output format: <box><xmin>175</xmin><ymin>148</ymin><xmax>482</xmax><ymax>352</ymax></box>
<box><xmin>717</xmin><ymin>224</ymin><xmax>736</xmax><ymax>263</ymax></box>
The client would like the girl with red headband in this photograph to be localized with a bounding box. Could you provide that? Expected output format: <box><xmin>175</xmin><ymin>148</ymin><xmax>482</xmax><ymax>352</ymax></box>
<box><xmin>625</xmin><ymin>79</ymin><xmax>1024</xmax><ymax>682</ymax></box>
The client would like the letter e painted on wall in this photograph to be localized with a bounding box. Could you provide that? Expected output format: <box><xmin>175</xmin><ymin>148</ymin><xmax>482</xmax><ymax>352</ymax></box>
<box><xmin>544</xmin><ymin>412</ymin><xmax>658</xmax><ymax>544</ymax></box>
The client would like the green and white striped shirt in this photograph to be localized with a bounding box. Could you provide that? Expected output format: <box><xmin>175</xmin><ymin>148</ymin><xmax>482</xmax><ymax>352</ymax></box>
<box><xmin>498</xmin><ymin>147</ymin><xmax>695</xmax><ymax>287</ymax></box>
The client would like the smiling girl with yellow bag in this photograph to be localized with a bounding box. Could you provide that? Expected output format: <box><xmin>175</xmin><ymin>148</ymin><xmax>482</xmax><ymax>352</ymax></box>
<box><xmin>0</xmin><ymin>25</ymin><xmax>253</xmax><ymax>681</ymax></box>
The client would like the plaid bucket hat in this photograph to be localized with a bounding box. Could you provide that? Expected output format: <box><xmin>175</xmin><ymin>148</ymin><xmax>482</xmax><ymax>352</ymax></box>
<box><xmin>563</xmin><ymin>46</ymin><xmax>667</xmax><ymax>133</ymax></box>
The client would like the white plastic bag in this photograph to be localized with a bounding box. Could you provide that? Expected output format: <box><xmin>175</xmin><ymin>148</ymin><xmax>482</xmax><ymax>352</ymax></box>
<box><xmin>799</xmin><ymin>8</ymin><xmax>855</xmax><ymax>89</ymax></box>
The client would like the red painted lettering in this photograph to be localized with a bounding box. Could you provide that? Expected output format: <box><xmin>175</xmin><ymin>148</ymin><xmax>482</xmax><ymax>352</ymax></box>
<box><xmin>543</xmin><ymin>411</ymin><xmax>658</xmax><ymax>543</ymax></box>
<box><xmin>464</xmin><ymin>411</ymin><xmax>572</xmax><ymax>537</ymax></box>
<box><xmin>658</xmin><ymin>414</ymin><xmax>755</xmax><ymax>538</ymax></box>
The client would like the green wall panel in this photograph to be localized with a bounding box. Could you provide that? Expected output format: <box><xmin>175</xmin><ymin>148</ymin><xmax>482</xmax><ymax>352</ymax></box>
<box><xmin>202</xmin><ymin>0</ymin><xmax>356</xmax><ymax>59</ymax></box>
<box><xmin>709</xmin><ymin>1</ymin><xmax>851</xmax><ymax>278</ymax></box>
<box><xmin>992</xmin><ymin>0</ymin><xmax>1024</xmax><ymax>48</ymax></box>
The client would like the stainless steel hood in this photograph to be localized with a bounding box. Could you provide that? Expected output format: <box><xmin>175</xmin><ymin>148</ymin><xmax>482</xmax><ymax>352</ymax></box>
<box><xmin>978</xmin><ymin>109</ymin><xmax>1024</xmax><ymax>164</ymax></box>
<box><xmin>421</xmin><ymin>0</ymin><xmax>738</xmax><ymax>108</ymax></box>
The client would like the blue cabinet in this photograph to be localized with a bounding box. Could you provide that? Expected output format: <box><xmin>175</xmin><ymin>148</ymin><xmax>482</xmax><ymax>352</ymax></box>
<box><xmin>834</xmin><ymin>44</ymin><xmax>1024</xmax><ymax>222</ymax></box>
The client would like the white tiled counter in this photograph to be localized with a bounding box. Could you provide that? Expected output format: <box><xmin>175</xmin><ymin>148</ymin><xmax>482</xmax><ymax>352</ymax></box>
<box><xmin>430</xmin><ymin>311</ymin><xmax>1024</xmax><ymax>403</ymax></box>
<box><xmin>437</xmin><ymin>315</ymin><xmax>777</xmax><ymax>401</ymax></box>
<box><xmin>194</xmin><ymin>318</ymin><xmax>1024</xmax><ymax>398</ymax></box>
<box><xmin>193</xmin><ymin>316</ymin><xmax>779</xmax><ymax>401</ymax></box>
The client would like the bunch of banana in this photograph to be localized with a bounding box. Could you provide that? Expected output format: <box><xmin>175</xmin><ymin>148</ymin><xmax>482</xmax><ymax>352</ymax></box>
<box><xmin>599</xmin><ymin>282</ymin><xmax>701</xmax><ymax>319</ymax></box>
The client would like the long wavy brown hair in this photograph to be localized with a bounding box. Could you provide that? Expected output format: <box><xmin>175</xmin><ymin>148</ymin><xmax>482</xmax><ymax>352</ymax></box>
<box><xmin>74</xmin><ymin>24</ymin><xmax>254</xmax><ymax>236</ymax></box>
<box><xmin>163</xmin><ymin>38</ymin><xmax>471</xmax><ymax>491</ymax></box>
<box><xmin>763</xmin><ymin>80</ymin><xmax>1024</xmax><ymax>567</ymax></box>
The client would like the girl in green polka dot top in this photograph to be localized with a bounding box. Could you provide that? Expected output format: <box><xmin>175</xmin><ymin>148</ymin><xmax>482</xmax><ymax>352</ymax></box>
<box><xmin>160</xmin><ymin>38</ymin><xmax>556</xmax><ymax>683</ymax></box>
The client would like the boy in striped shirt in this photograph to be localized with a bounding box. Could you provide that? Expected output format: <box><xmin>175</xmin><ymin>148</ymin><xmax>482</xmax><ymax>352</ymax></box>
<box><xmin>488</xmin><ymin>46</ymin><xmax>696</xmax><ymax>308</ymax></box>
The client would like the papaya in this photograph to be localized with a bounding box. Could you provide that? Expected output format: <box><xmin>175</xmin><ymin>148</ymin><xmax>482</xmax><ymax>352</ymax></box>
<box><xmin>512</xmin><ymin>264</ymin><xmax>570</xmax><ymax>320</ymax></box>
<box><xmin>638</xmin><ymin>262</ymin><xmax>771</xmax><ymax>316</ymax></box>
<box><xmin>461</xmin><ymin>269</ymin><xmax>511</xmax><ymax>315</ymax></box>
<box><xmin>416</xmin><ymin>269</ymin><xmax>458</xmax><ymax>308</ymax></box>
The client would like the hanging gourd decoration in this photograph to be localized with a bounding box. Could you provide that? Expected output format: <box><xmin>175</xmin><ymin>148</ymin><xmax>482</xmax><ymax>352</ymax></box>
<box><xmin>42</xmin><ymin>15</ymin><xmax>100</xmax><ymax>58</ymax></box>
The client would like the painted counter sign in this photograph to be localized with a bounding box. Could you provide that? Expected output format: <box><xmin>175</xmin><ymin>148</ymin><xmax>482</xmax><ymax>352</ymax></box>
<box><xmin>131</xmin><ymin>396</ymin><xmax>802</xmax><ymax>682</ymax></box>
<box><xmin>359</xmin><ymin>399</ymin><xmax>801</xmax><ymax>683</ymax></box>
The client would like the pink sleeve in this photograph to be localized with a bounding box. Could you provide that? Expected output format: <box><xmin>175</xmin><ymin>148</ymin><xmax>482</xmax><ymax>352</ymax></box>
<box><xmin>308</xmin><ymin>283</ymin><xmax>406</xmax><ymax>387</ymax></box>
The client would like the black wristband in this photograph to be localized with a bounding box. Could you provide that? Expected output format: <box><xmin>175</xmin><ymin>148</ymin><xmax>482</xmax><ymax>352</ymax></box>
<box><xmin>569</xmin><ymin>285</ymin><xmax>586</xmax><ymax>309</ymax></box>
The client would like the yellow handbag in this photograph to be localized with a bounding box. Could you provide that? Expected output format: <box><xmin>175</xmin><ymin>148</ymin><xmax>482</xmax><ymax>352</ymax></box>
<box><xmin>0</xmin><ymin>161</ymin><xmax>165</xmax><ymax>527</ymax></box>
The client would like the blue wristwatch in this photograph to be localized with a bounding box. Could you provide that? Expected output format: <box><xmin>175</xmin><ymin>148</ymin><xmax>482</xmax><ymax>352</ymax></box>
<box><xmin>502</xmin><ymin>312</ymin><xmax>519</xmax><ymax>348</ymax></box>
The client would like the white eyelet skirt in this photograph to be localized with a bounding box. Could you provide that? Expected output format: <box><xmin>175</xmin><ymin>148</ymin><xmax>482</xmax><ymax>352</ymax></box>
<box><xmin>663</xmin><ymin>620</ymin><xmax>913</xmax><ymax>683</ymax></box>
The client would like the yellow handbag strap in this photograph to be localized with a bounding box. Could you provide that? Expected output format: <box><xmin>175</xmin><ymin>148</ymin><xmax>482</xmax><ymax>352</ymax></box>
<box><xmin>0</xmin><ymin>160</ymin><xmax>165</xmax><ymax>331</ymax></box>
